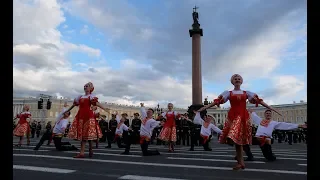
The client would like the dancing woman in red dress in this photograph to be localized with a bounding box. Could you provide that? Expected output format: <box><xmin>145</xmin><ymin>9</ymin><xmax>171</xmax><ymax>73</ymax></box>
<box><xmin>68</xmin><ymin>82</ymin><xmax>109</xmax><ymax>158</ymax></box>
<box><xmin>158</xmin><ymin>103</ymin><xmax>180</xmax><ymax>152</ymax></box>
<box><xmin>13</xmin><ymin>105</ymin><xmax>32</xmax><ymax>146</ymax></box>
<box><xmin>197</xmin><ymin>74</ymin><xmax>281</xmax><ymax>170</ymax></box>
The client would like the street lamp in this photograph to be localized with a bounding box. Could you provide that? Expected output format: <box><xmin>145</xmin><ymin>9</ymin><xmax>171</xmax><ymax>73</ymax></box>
<box><xmin>154</xmin><ymin>103</ymin><xmax>163</xmax><ymax>118</ymax></box>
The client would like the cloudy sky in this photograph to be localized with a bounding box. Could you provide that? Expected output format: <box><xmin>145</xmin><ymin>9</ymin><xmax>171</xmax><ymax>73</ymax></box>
<box><xmin>13</xmin><ymin>0</ymin><xmax>306</xmax><ymax>108</ymax></box>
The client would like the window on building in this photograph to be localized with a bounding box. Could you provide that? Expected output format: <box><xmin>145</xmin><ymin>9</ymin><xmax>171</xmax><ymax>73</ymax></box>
<box><xmin>218</xmin><ymin>119</ymin><xmax>220</xmax><ymax>124</ymax></box>
<box><xmin>50</xmin><ymin>111</ymin><xmax>53</xmax><ymax>117</ymax></box>
<box><xmin>55</xmin><ymin>112</ymin><xmax>58</xmax><ymax>117</ymax></box>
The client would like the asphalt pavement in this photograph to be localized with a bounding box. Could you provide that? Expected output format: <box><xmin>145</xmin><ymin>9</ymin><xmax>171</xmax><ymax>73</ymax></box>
<box><xmin>13</xmin><ymin>137</ymin><xmax>307</xmax><ymax>180</ymax></box>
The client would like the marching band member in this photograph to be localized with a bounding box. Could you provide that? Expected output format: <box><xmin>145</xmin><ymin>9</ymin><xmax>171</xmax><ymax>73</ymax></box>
<box><xmin>158</xmin><ymin>103</ymin><xmax>180</xmax><ymax>152</ymax></box>
<box><xmin>246</xmin><ymin>109</ymin><xmax>307</xmax><ymax>161</ymax></box>
<box><xmin>197</xmin><ymin>74</ymin><xmax>281</xmax><ymax>170</ymax></box>
<box><xmin>68</xmin><ymin>82</ymin><xmax>110</xmax><ymax>158</ymax></box>
<box><xmin>192</xmin><ymin>111</ymin><xmax>222</xmax><ymax>151</ymax></box>
<box><xmin>122</xmin><ymin>103</ymin><xmax>163</xmax><ymax>156</ymax></box>
<box><xmin>13</xmin><ymin>105</ymin><xmax>32</xmax><ymax>146</ymax></box>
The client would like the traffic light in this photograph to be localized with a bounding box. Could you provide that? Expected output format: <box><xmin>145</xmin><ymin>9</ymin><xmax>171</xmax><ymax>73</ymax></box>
<box><xmin>46</xmin><ymin>100</ymin><xmax>52</xmax><ymax>110</ymax></box>
<box><xmin>38</xmin><ymin>99</ymin><xmax>43</xmax><ymax>109</ymax></box>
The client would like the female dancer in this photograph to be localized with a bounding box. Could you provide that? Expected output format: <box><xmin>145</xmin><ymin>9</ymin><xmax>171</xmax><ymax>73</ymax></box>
<box><xmin>197</xmin><ymin>74</ymin><xmax>281</xmax><ymax>170</ymax></box>
<box><xmin>13</xmin><ymin>105</ymin><xmax>32</xmax><ymax>146</ymax></box>
<box><xmin>158</xmin><ymin>103</ymin><xmax>180</xmax><ymax>152</ymax></box>
<box><xmin>68</xmin><ymin>82</ymin><xmax>109</xmax><ymax>158</ymax></box>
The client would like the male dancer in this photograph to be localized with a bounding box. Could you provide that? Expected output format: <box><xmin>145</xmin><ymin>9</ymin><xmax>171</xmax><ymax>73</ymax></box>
<box><xmin>121</xmin><ymin>103</ymin><xmax>163</xmax><ymax>156</ymax></box>
<box><xmin>241</xmin><ymin>109</ymin><xmax>307</xmax><ymax>161</ymax></box>
<box><xmin>192</xmin><ymin>111</ymin><xmax>222</xmax><ymax>151</ymax></box>
<box><xmin>114</xmin><ymin>112</ymin><xmax>131</xmax><ymax>148</ymax></box>
<box><xmin>52</xmin><ymin>111</ymin><xmax>78</xmax><ymax>151</ymax></box>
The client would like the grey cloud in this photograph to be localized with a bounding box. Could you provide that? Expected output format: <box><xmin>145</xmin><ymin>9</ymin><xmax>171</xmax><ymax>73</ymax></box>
<box><xmin>88</xmin><ymin>67</ymin><xmax>97</xmax><ymax>73</ymax></box>
<box><xmin>69</xmin><ymin>0</ymin><xmax>305</xmax><ymax>81</ymax></box>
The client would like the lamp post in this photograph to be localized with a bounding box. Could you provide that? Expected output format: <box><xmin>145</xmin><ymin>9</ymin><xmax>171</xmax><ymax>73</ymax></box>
<box><xmin>154</xmin><ymin>103</ymin><xmax>163</xmax><ymax>119</ymax></box>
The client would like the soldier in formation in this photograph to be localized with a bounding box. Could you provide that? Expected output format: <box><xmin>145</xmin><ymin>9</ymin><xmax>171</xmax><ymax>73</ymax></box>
<box><xmin>99</xmin><ymin>116</ymin><xmax>108</xmax><ymax>143</ymax></box>
<box><xmin>30</xmin><ymin>121</ymin><xmax>37</xmax><ymax>138</ymax></box>
<box><xmin>106</xmin><ymin>114</ymin><xmax>117</xmax><ymax>148</ymax></box>
<box><xmin>36</xmin><ymin>122</ymin><xmax>42</xmax><ymax>138</ymax></box>
<box><xmin>131</xmin><ymin>113</ymin><xmax>141</xmax><ymax>144</ymax></box>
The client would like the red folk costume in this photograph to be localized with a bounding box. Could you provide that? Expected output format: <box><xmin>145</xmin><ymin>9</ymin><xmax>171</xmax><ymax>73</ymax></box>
<box><xmin>159</xmin><ymin>111</ymin><xmax>180</xmax><ymax>142</ymax></box>
<box><xmin>13</xmin><ymin>111</ymin><xmax>31</xmax><ymax>137</ymax></box>
<box><xmin>217</xmin><ymin>90</ymin><xmax>262</xmax><ymax>145</ymax></box>
<box><xmin>68</xmin><ymin>94</ymin><xmax>102</xmax><ymax>141</ymax></box>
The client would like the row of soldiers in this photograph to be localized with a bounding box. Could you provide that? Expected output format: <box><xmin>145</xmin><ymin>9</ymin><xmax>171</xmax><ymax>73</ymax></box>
<box><xmin>97</xmin><ymin>112</ymin><xmax>209</xmax><ymax>149</ymax></box>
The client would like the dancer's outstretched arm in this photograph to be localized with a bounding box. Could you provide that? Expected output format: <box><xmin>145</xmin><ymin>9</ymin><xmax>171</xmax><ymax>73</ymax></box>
<box><xmin>198</xmin><ymin>91</ymin><xmax>230</xmax><ymax>112</ymax></box>
<box><xmin>95</xmin><ymin>102</ymin><xmax>111</xmax><ymax>112</ymax></box>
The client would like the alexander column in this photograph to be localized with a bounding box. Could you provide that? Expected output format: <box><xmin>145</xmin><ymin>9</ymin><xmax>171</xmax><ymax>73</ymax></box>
<box><xmin>187</xmin><ymin>6</ymin><xmax>207</xmax><ymax>117</ymax></box>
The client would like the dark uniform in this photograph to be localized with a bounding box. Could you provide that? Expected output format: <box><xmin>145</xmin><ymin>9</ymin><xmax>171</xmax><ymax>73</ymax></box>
<box><xmin>45</xmin><ymin>123</ymin><xmax>52</xmax><ymax>145</ymax></box>
<box><xmin>99</xmin><ymin>119</ymin><xmax>108</xmax><ymax>142</ymax></box>
<box><xmin>36</xmin><ymin>122</ymin><xmax>42</xmax><ymax>138</ymax></box>
<box><xmin>131</xmin><ymin>117</ymin><xmax>141</xmax><ymax>144</ymax></box>
<box><xmin>122</xmin><ymin>117</ymin><xmax>130</xmax><ymax>144</ymax></box>
<box><xmin>106</xmin><ymin>118</ymin><xmax>117</xmax><ymax>148</ymax></box>
<box><xmin>180</xmin><ymin>117</ymin><xmax>190</xmax><ymax>146</ymax></box>
<box><xmin>175</xmin><ymin>118</ymin><xmax>182</xmax><ymax>145</ymax></box>
<box><xmin>242</xmin><ymin>126</ymin><xmax>256</xmax><ymax>161</ymax></box>
<box><xmin>195</xmin><ymin>124</ymin><xmax>202</xmax><ymax>146</ymax></box>
<box><xmin>287</xmin><ymin>130</ymin><xmax>293</xmax><ymax>145</ymax></box>
<box><xmin>34</xmin><ymin>122</ymin><xmax>52</xmax><ymax>150</ymax></box>
<box><xmin>189</xmin><ymin>120</ymin><xmax>198</xmax><ymax>151</ymax></box>
<box><xmin>31</xmin><ymin>122</ymin><xmax>36</xmax><ymax>138</ymax></box>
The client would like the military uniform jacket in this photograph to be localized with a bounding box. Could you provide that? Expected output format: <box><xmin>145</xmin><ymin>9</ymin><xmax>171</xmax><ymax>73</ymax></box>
<box><xmin>131</xmin><ymin>118</ymin><xmax>141</xmax><ymax>131</ymax></box>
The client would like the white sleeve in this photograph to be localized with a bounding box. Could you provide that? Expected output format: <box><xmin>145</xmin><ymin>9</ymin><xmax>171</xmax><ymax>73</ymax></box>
<box><xmin>123</xmin><ymin>124</ymin><xmax>129</xmax><ymax>131</ymax></box>
<box><xmin>140</xmin><ymin>107</ymin><xmax>147</xmax><ymax>119</ymax></box>
<box><xmin>74</xmin><ymin>95</ymin><xmax>82</xmax><ymax>104</ymax></box>
<box><xmin>274</xmin><ymin>122</ymin><xmax>299</xmax><ymax>130</ymax></box>
<box><xmin>210</xmin><ymin>124</ymin><xmax>222</xmax><ymax>134</ymax></box>
<box><xmin>246</xmin><ymin>91</ymin><xmax>257</xmax><ymax>101</ymax></box>
<box><xmin>193</xmin><ymin>112</ymin><xmax>204</xmax><ymax>126</ymax></box>
<box><xmin>150</xmin><ymin>120</ymin><xmax>161</xmax><ymax>129</ymax></box>
<box><xmin>61</xmin><ymin>120</ymin><xmax>68</xmax><ymax>129</ymax></box>
<box><xmin>161</xmin><ymin>112</ymin><xmax>166</xmax><ymax>119</ymax></box>
<box><xmin>219</xmin><ymin>90</ymin><xmax>230</xmax><ymax>103</ymax></box>
<box><xmin>116</xmin><ymin>115</ymin><xmax>121</xmax><ymax>123</ymax></box>
<box><xmin>250</xmin><ymin>112</ymin><xmax>262</xmax><ymax>125</ymax></box>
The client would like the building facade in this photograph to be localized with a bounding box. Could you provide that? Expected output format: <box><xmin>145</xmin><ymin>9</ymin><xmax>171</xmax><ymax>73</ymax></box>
<box><xmin>13</xmin><ymin>97</ymin><xmax>187</xmax><ymax>127</ymax></box>
<box><xmin>207</xmin><ymin>101</ymin><xmax>307</xmax><ymax>126</ymax></box>
<box><xmin>14</xmin><ymin>97</ymin><xmax>306</xmax><ymax>128</ymax></box>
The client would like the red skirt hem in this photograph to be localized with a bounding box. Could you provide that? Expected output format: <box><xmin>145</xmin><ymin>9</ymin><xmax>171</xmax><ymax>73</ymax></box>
<box><xmin>218</xmin><ymin>116</ymin><xmax>252</xmax><ymax>145</ymax></box>
<box><xmin>159</xmin><ymin>127</ymin><xmax>176</xmax><ymax>142</ymax></box>
<box><xmin>68</xmin><ymin>117</ymin><xmax>102</xmax><ymax>141</ymax></box>
<box><xmin>13</xmin><ymin>123</ymin><xmax>30</xmax><ymax>137</ymax></box>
